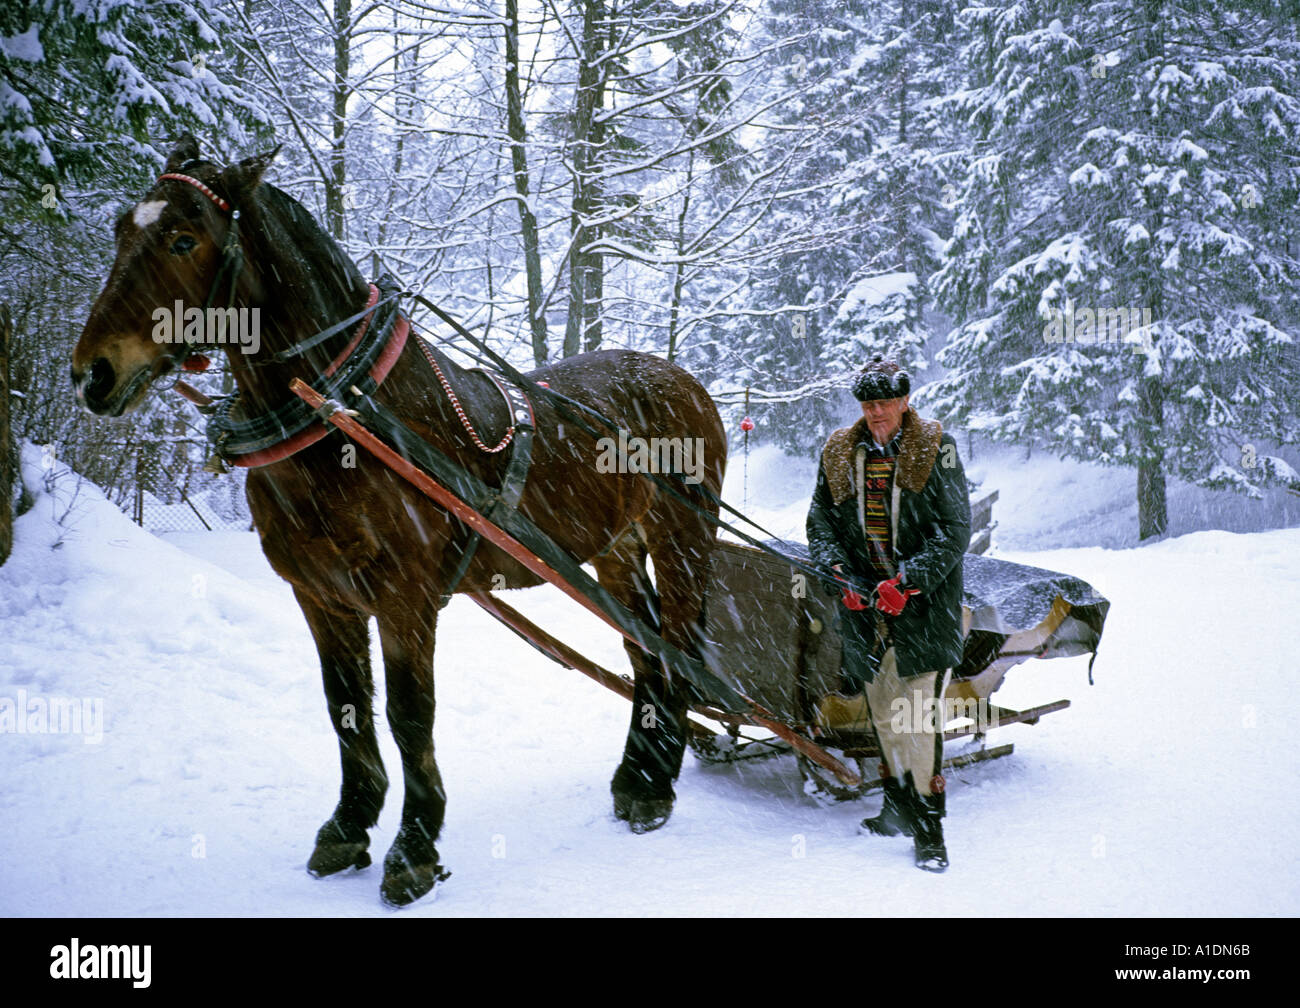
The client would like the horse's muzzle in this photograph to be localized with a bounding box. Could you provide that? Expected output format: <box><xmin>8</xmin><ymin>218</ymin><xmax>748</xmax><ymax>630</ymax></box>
<box><xmin>72</xmin><ymin>357</ymin><xmax>127</xmax><ymax>416</ymax></box>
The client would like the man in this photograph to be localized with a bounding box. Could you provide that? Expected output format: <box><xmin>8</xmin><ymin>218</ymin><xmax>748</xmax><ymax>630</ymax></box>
<box><xmin>806</xmin><ymin>359</ymin><xmax>970</xmax><ymax>871</ymax></box>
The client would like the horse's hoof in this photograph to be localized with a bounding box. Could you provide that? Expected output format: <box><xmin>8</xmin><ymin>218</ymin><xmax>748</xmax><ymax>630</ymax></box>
<box><xmin>613</xmin><ymin>792</ymin><xmax>673</xmax><ymax>833</ymax></box>
<box><xmin>307</xmin><ymin>842</ymin><xmax>371</xmax><ymax>878</ymax></box>
<box><xmin>380</xmin><ymin>858</ymin><xmax>450</xmax><ymax>907</ymax></box>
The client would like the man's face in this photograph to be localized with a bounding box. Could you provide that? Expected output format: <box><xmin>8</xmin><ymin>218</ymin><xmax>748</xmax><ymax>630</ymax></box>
<box><xmin>860</xmin><ymin>395</ymin><xmax>909</xmax><ymax>445</ymax></box>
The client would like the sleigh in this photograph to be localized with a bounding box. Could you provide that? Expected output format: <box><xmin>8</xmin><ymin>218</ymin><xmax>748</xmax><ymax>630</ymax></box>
<box><xmin>685</xmin><ymin>540</ymin><xmax>1109</xmax><ymax>798</ymax></box>
<box><xmin>290</xmin><ymin>377</ymin><xmax>1109</xmax><ymax>800</ymax></box>
<box><xmin>476</xmin><ymin>537</ymin><xmax>1108</xmax><ymax>800</ymax></box>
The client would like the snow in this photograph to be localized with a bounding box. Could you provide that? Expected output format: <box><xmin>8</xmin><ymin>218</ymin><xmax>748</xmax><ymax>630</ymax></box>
<box><xmin>838</xmin><ymin>272</ymin><xmax>918</xmax><ymax>315</ymax></box>
<box><xmin>1</xmin><ymin>441</ymin><xmax>1297</xmax><ymax>915</ymax></box>
<box><xmin>0</xmin><ymin>24</ymin><xmax>43</xmax><ymax>63</ymax></box>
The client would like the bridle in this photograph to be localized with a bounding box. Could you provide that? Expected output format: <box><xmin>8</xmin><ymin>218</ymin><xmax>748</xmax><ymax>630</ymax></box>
<box><xmin>151</xmin><ymin>168</ymin><xmax>243</xmax><ymax>377</ymax></box>
<box><xmin>152</xmin><ymin>165</ymin><xmax>409</xmax><ymax>467</ymax></box>
<box><xmin>155</xmin><ymin>165</ymin><xmax>405</xmax><ymax>370</ymax></box>
<box><xmin>150</xmin><ymin>166</ymin><xmax>528</xmax><ymax>473</ymax></box>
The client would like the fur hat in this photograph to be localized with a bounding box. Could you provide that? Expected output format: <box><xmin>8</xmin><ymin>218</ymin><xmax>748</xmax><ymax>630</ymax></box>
<box><xmin>851</xmin><ymin>358</ymin><xmax>910</xmax><ymax>401</ymax></box>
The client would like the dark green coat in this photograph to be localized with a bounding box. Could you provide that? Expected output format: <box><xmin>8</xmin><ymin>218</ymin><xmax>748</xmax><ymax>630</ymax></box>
<box><xmin>806</xmin><ymin>409</ymin><xmax>971</xmax><ymax>678</ymax></box>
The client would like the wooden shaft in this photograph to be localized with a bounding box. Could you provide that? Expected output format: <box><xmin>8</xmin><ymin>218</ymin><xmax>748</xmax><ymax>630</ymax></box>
<box><xmin>469</xmin><ymin>590</ymin><xmax>720</xmax><ymax>743</ymax></box>
<box><xmin>469</xmin><ymin>590</ymin><xmax>634</xmax><ymax>700</ymax></box>
<box><xmin>290</xmin><ymin>380</ymin><xmax>646</xmax><ymax>649</ymax></box>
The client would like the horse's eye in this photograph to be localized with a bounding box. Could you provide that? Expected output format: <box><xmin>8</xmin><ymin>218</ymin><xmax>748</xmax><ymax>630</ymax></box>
<box><xmin>170</xmin><ymin>234</ymin><xmax>197</xmax><ymax>256</ymax></box>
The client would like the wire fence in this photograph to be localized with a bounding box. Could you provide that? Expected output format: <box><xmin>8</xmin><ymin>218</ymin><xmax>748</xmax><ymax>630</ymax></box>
<box><xmin>128</xmin><ymin>440</ymin><xmax>251</xmax><ymax>534</ymax></box>
<box><xmin>52</xmin><ymin>436</ymin><xmax>252</xmax><ymax>534</ymax></box>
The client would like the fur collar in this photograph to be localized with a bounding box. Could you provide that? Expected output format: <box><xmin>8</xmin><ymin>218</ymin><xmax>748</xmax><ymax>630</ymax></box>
<box><xmin>821</xmin><ymin>408</ymin><xmax>943</xmax><ymax>505</ymax></box>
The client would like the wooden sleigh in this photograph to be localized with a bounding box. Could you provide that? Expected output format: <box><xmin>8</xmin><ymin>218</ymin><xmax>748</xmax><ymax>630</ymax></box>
<box><xmin>685</xmin><ymin>539</ymin><xmax>1108</xmax><ymax>800</ymax></box>
<box><xmin>290</xmin><ymin>379</ymin><xmax>1109</xmax><ymax>802</ymax></box>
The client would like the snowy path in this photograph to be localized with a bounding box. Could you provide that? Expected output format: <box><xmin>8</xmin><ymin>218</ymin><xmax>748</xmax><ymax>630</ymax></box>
<box><xmin>1</xmin><ymin>449</ymin><xmax>1296</xmax><ymax>916</ymax></box>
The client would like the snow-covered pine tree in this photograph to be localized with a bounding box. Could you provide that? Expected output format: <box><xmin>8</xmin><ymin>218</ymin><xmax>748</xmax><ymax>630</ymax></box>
<box><xmin>926</xmin><ymin>0</ymin><xmax>1300</xmax><ymax>538</ymax></box>
<box><xmin>1</xmin><ymin>2</ymin><xmax>266</xmax><ymax>500</ymax></box>
<box><xmin>739</xmin><ymin>0</ymin><xmax>962</xmax><ymax>456</ymax></box>
<box><xmin>0</xmin><ymin>0</ymin><xmax>259</xmax><ymax>223</ymax></box>
<box><xmin>817</xmin><ymin>0</ymin><xmax>965</xmax><ymax>384</ymax></box>
<box><xmin>734</xmin><ymin>0</ymin><xmax>884</xmax><ymax>454</ymax></box>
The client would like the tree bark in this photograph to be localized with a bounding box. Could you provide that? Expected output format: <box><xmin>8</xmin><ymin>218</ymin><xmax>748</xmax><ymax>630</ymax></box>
<box><xmin>666</xmin><ymin>148</ymin><xmax>694</xmax><ymax>362</ymax></box>
<box><xmin>504</xmin><ymin>0</ymin><xmax>550</xmax><ymax>365</ymax></box>
<box><xmin>1135</xmin><ymin>4</ymin><xmax>1168</xmax><ymax>541</ymax></box>
<box><xmin>327</xmin><ymin>0</ymin><xmax>351</xmax><ymax>242</ymax></box>
<box><xmin>565</xmin><ymin>0</ymin><xmax>605</xmax><ymax>357</ymax></box>
<box><xmin>1</xmin><ymin>304</ymin><xmax>14</xmax><ymax>564</ymax></box>
<box><xmin>1136</xmin><ymin>374</ymin><xmax>1168</xmax><ymax>539</ymax></box>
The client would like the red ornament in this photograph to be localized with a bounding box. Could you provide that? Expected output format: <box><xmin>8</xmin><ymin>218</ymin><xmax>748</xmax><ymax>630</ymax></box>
<box><xmin>182</xmin><ymin>353</ymin><xmax>211</xmax><ymax>373</ymax></box>
<box><xmin>739</xmin><ymin>416</ymin><xmax>754</xmax><ymax>432</ymax></box>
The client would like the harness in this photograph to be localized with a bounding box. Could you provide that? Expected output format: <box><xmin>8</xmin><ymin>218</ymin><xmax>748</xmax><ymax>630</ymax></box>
<box><xmin>157</xmin><ymin>169</ymin><xmax>536</xmax><ymax>567</ymax></box>
<box><xmin>160</xmin><ymin>168</ymin><xmax>860</xmax><ymax>605</ymax></box>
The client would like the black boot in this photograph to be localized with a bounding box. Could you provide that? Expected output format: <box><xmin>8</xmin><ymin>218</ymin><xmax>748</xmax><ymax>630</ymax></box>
<box><xmin>911</xmin><ymin>789</ymin><xmax>948</xmax><ymax>872</ymax></box>
<box><xmin>859</xmin><ymin>772</ymin><xmax>914</xmax><ymax>838</ymax></box>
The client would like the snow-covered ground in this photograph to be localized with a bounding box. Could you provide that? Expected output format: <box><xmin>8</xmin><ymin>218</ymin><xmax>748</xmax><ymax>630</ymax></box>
<box><xmin>2</xmin><ymin>442</ymin><xmax>1297</xmax><ymax>916</ymax></box>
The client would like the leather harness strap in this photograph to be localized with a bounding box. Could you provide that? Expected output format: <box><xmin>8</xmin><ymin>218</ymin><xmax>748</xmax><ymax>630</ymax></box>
<box><xmin>414</xmin><ymin>337</ymin><xmax>536</xmax><ymax>606</ymax></box>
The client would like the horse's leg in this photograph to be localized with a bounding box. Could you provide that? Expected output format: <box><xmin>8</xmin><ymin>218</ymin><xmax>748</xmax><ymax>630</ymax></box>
<box><xmin>376</xmin><ymin>604</ymin><xmax>448</xmax><ymax>906</ymax></box>
<box><xmin>611</xmin><ymin>495</ymin><xmax>720</xmax><ymax>831</ymax></box>
<box><xmin>595</xmin><ymin>535</ymin><xmax>691</xmax><ymax>833</ymax></box>
<box><xmin>296</xmin><ymin>589</ymin><xmax>389</xmax><ymax>877</ymax></box>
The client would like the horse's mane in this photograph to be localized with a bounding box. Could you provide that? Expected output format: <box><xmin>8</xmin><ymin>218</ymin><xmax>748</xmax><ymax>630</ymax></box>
<box><xmin>255</xmin><ymin>181</ymin><xmax>367</xmax><ymax>290</ymax></box>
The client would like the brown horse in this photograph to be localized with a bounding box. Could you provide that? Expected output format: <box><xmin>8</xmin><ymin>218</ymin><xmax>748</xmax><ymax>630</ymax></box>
<box><xmin>71</xmin><ymin>136</ymin><xmax>727</xmax><ymax>906</ymax></box>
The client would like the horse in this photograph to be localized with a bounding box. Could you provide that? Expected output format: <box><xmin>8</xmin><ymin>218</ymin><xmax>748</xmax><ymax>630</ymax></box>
<box><xmin>71</xmin><ymin>135</ymin><xmax>727</xmax><ymax>906</ymax></box>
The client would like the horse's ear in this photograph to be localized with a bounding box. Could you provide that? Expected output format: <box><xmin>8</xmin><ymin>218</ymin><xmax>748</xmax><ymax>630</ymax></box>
<box><xmin>221</xmin><ymin>145</ymin><xmax>282</xmax><ymax>204</ymax></box>
<box><xmin>164</xmin><ymin>134</ymin><xmax>201</xmax><ymax>173</ymax></box>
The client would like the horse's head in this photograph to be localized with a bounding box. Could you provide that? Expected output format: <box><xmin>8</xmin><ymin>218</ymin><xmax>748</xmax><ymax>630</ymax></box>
<box><xmin>71</xmin><ymin>134</ymin><xmax>278</xmax><ymax>416</ymax></box>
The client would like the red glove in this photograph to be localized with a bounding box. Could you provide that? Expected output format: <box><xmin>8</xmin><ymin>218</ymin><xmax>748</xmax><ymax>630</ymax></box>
<box><xmin>875</xmin><ymin>575</ymin><xmax>919</xmax><ymax>616</ymax></box>
<box><xmin>832</xmin><ymin>568</ymin><xmax>869</xmax><ymax>611</ymax></box>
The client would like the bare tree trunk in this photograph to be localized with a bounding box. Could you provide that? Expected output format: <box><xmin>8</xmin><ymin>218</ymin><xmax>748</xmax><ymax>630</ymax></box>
<box><xmin>504</xmin><ymin>0</ymin><xmax>550</xmax><ymax>365</ymax></box>
<box><xmin>1135</xmin><ymin>0</ymin><xmax>1169</xmax><ymax>541</ymax></box>
<box><xmin>666</xmin><ymin>148</ymin><xmax>694</xmax><ymax>363</ymax></box>
<box><xmin>377</xmin><ymin>14</ymin><xmax>416</xmax><ymax>259</ymax></box>
<box><xmin>565</xmin><ymin>0</ymin><xmax>605</xmax><ymax>357</ymax></box>
<box><xmin>900</xmin><ymin>0</ymin><xmax>912</xmax><ymax>142</ymax></box>
<box><xmin>327</xmin><ymin>0</ymin><xmax>351</xmax><ymax>242</ymax></box>
<box><xmin>1137</xmin><ymin>287</ymin><xmax>1168</xmax><ymax>540</ymax></box>
<box><xmin>1</xmin><ymin>304</ymin><xmax>19</xmax><ymax>564</ymax></box>
<box><xmin>1137</xmin><ymin>375</ymin><xmax>1168</xmax><ymax>539</ymax></box>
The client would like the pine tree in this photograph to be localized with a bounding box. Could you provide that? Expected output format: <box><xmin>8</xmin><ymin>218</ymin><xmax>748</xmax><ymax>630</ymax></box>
<box><xmin>0</xmin><ymin>1</ymin><xmax>260</xmax><ymax>223</ymax></box>
<box><xmin>927</xmin><ymin>0</ymin><xmax>1300</xmax><ymax>538</ymax></box>
<box><xmin>818</xmin><ymin>0</ymin><xmax>965</xmax><ymax>381</ymax></box>
<box><xmin>737</xmin><ymin>0</ymin><xmax>963</xmax><ymax>456</ymax></box>
<box><xmin>1</xmin><ymin>2</ymin><xmax>266</xmax><ymax>502</ymax></box>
